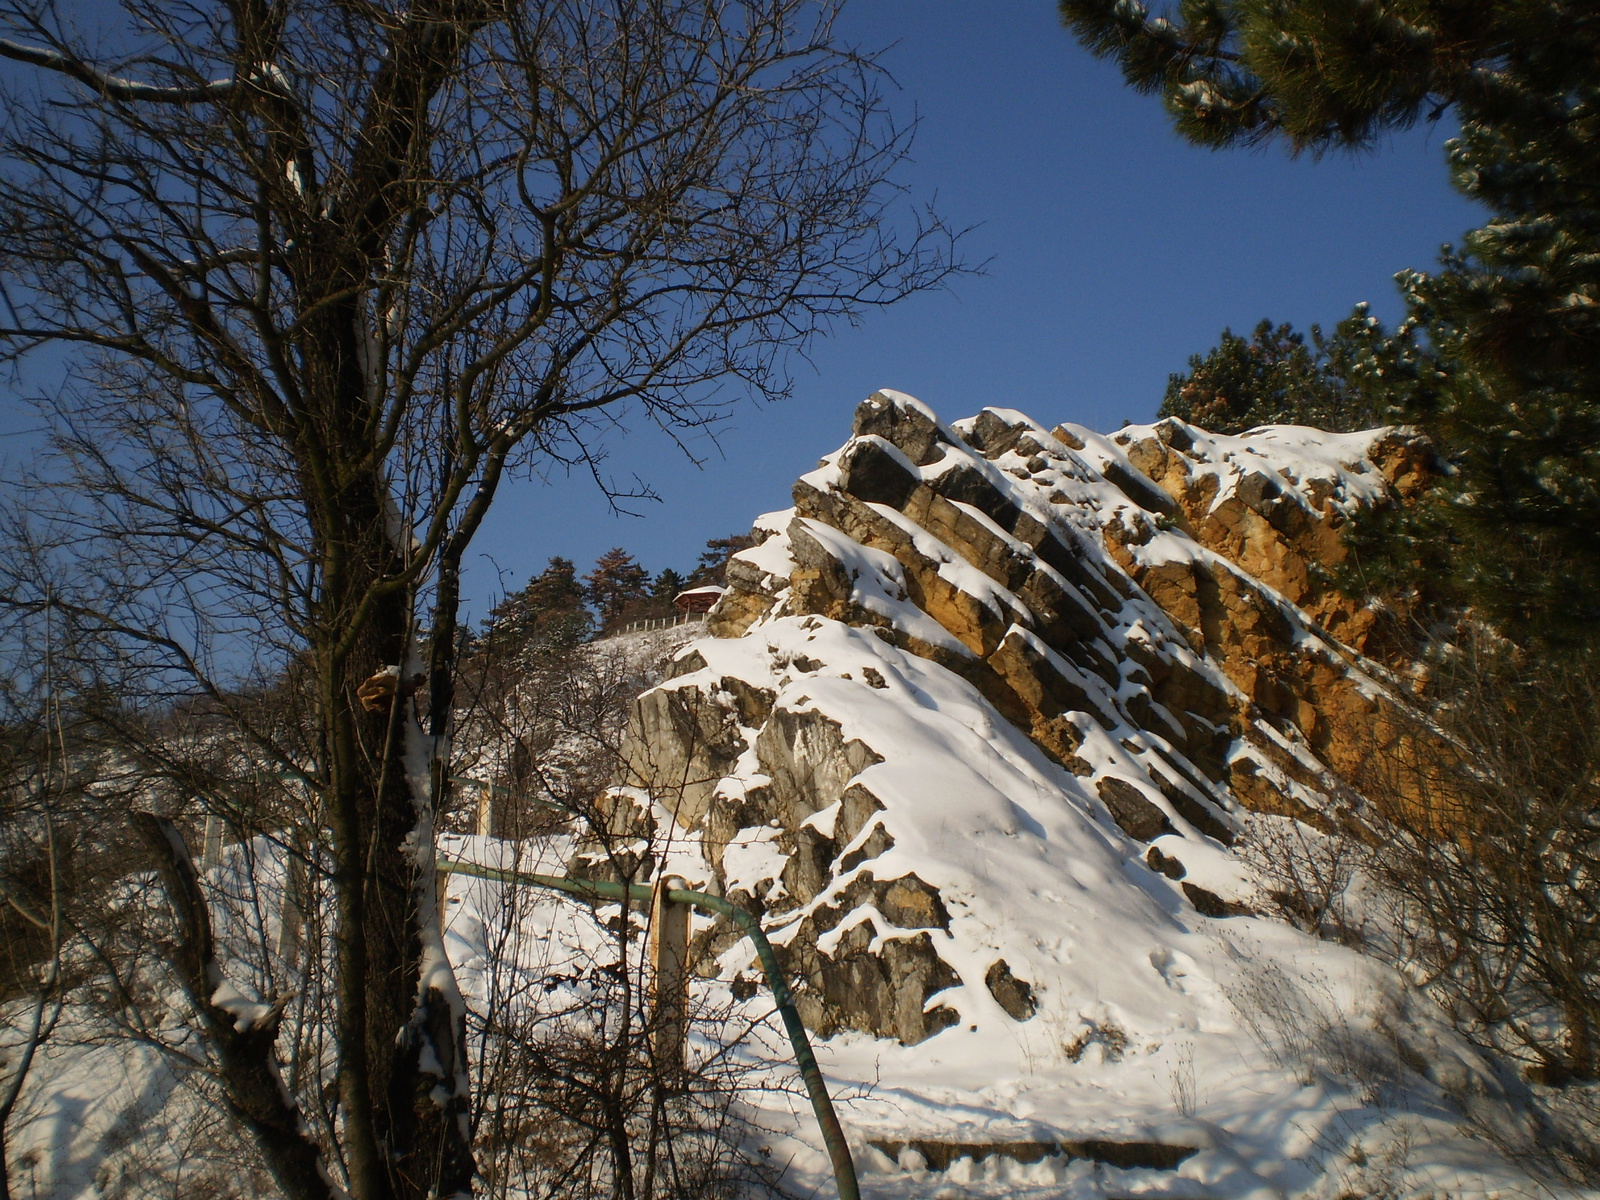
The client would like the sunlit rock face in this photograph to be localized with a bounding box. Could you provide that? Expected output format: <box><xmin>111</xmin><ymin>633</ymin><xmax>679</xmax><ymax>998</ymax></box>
<box><xmin>618</xmin><ymin>391</ymin><xmax>1429</xmax><ymax>1044</ymax></box>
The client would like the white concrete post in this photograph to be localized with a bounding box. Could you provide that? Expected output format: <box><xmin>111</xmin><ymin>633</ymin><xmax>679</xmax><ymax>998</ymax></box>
<box><xmin>201</xmin><ymin>814</ymin><xmax>225</xmax><ymax>870</ymax></box>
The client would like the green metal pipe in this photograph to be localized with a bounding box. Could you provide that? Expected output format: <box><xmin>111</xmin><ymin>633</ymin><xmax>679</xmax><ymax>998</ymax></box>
<box><xmin>436</xmin><ymin>858</ymin><xmax>860</xmax><ymax>1200</ymax></box>
<box><xmin>664</xmin><ymin>885</ymin><xmax>860</xmax><ymax>1200</ymax></box>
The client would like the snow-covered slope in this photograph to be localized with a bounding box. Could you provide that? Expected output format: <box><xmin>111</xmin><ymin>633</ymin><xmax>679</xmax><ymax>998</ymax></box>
<box><xmin>9</xmin><ymin>392</ymin><xmax>1560</xmax><ymax>1200</ymax></box>
<box><xmin>598</xmin><ymin>392</ymin><xmax>1550</xmax><ymax>1198</ymax></box>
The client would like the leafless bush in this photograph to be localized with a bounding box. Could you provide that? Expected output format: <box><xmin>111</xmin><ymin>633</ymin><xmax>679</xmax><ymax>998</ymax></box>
<box><xmin>1304</xmin><ymin>1113</ymin><xmax>1427</xmax><ymax>1200</ymax></box>
<box><xmin>0</xmin><ymin>637</ymin><xmax>140</xmax><ymax>1200</ymax></box>
<box><xmin>92</xmin><ymin>1075</ymin><xmax>275</xmax><ymax>1200</ymax></box>
<box><xmin>452</xmin><ymin>625</ymin><xmax>680</xmax><ymax>839</ymax></box>
<box><xmin>1168</xmin><ymin>1041</ymin><xmax>1197</xmax><ymax>1118</ymax></box>
<box><xmin>2</xmin><ymin>599</ymin><xmax>781</xmax><ymax>1199</ymax></box>
<box><xmin>1353</xmin><ymin>635</ymin><xmax>1600</xmax><ymax>1088</ymax></box>
<box><xmin>460</xmin><ymin>657</ymin><xmax>796</xmax><ymax>1200</ymax></box>
<box><xmin>1241</xmin><ymin>812</ymin><xmax>1365</xmax><ymax>944</ymax></box>
<box><xmin>467</xmin><ymin>870</ymin><xmax>792</xmax><ymax>1200</ymax></box>
<box><xmin>1220</xmin><ymin>624</ymin><xmax>1600</xmax><ymax>1186</ymax></box>
<box><xmin>1221</xmin><ymin>936</ymin><xmax>1435</xmax><ymax>1108</ymax></box>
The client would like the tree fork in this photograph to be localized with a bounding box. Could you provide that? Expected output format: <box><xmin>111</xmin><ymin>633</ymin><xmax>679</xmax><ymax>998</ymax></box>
<box><xmin>319</xmin><ymin>472</ymin><xmax>472</xmax><ymax>1200</ymax></box>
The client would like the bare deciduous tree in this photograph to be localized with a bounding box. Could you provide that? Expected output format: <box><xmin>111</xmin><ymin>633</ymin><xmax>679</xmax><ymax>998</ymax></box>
<box><xmin>0</xmin><ymin>704</ymin><xmax>67</xmax><ymax>1200</ymax></box>
<box><xmin>0</xmin><ymin>2</ymin><xmax>959</xmax><ymax>1196</ymax></box>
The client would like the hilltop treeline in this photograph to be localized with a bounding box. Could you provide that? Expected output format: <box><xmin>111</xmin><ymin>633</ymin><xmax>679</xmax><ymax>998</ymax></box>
<box><xmin>479</xmin><ymin>533</ymin><xmax>754</xmax><ymax>650</ymax></box>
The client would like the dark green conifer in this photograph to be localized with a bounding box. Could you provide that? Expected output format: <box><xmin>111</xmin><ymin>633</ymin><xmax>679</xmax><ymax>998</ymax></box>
<box><xmin>1063</xmin><ymin>0</ymin><xmax>1600</xmax><ymax>646</ymax></box>
<box><xmin>483</xmin><ymin>556</ymin><xmax>593</xmax><ymax>652</ymax></box>
<box><xmin>1161</xmin><ymin>305</ymin><xmax>1436</xmax><ymax>434</ymax></box>
<box><xmin>584</xmin><ymin>548</ymin><xmax>651</xmax><ymax>629</ymax></box>
<box><xmin>650</xmin><ymin>567</ymin><xmax>686</xmax><ymax>600</ymax></box>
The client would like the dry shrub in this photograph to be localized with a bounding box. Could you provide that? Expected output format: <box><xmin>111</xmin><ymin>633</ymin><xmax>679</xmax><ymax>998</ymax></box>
<box><xmin>1241</xmin><ymin>812</ymin><xmax>1365</xmax><ymax>945</ymax></box>
<box><xmin>1353</xmin><ymin>636</ymin><xmax>1600</xmax><ymax>1087</ymax></box>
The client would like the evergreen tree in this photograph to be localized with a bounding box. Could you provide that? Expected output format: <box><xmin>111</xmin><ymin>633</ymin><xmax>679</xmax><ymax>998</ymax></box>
<box><xmin>584</xmin><ymin>548</ymin><xmax>650</xmax><ymax>629</ymax></box>
<box><xmin>1161</xmin><ymin>305</ymin><xmax>1436</xmax><ymax>434</ymax></box>
<box><xmin>1061</xmin><ymin>0</ymin><xmax>1600</xmax><ymax>647</ymax></box>
<box><xmin>483</xmin><ymin>557</ymin><xmax>593</xmax><ymax>652</ymax></box>
<box><xmin>1161</xmin><ymin>319</ymin><xmax>1323</xmax><ymax>434</ymax></box>
<box><xmin>523</xmin><ymin>556</ymin><xmax>587</xmax><ymax>614</ymax></box>
<box><xmin>688</xmin><ymin>534</ymin><xmax>755</xmax><ymax>587</ymax></box>
<box><xmin>650</xmin><ymin>567</ymin><xmax>687</xmax><ymax>600</ymax></box>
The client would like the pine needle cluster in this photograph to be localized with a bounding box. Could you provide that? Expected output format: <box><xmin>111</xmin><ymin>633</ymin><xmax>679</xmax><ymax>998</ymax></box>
<box><xmin>1064</xmin><ymin>0</ymin><xmax>1600</xmax><ymax>649</ymax></box>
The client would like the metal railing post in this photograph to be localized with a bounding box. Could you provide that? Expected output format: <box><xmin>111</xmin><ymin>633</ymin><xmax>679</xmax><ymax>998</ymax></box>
<box><xmin>437</xmin><ymin>858</ymin><xmax>859</xmax><ymax>1200</ymax></box>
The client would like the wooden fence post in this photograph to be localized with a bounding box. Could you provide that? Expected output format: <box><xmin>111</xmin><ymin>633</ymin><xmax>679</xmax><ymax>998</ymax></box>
<box><xmin>474</xmin><ymin>785</ymin><xmax>493</xmax><ymax>838</ymax></box>
<box><xmin>649</xmin><ymin>876</ymin><xmax>691</xmax><ymax>1076</ymax></box>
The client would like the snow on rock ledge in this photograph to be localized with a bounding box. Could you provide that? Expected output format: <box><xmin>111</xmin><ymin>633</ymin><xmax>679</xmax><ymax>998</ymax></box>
<box><xmin>614</xmin><ymin>391</ymin><xmax>1438</xmax><ymax>1052</ymax></box>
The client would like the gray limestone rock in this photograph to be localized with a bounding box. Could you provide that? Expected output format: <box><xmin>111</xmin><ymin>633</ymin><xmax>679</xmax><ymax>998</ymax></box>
<box><xmin>852</xmin><ymin>390</ymin><xmax>949</xmax><ymax>467</ymax></box>
<box><xmin>984</xmin><ymin>959</ymin><xmax>1038</xmax><ymax>1021</ymax></box>
<box><xmin>621</xmin><ymin>685</ymin><xmax>747</xmax><ymax>830</ymax></box>
<box><xmin>755</xmin><ymin>706</ymin><xmax>883</xmax><ymax>825</ymax></box>
<box><xmin>1095</xmin><ymin>776</ymin><xmax>1176</xmax><ymax>842</ymax></box>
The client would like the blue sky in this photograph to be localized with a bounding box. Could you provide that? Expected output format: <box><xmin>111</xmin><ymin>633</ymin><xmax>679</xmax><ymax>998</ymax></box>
<box><xmin>0</xmin><ymin>2</ymin><xmax>1483</xmax><ymax>620</ymax></box>
<box><xmin>464</xmin><ymin>0</ymin><xmax>1480</xmax><ymax>614</ymax></box>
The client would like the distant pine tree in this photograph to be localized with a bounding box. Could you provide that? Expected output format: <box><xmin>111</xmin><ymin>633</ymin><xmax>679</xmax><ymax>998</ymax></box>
<box><xmin>650</xmin><ymin>567</ymin><xmax>686</xmax><ymax>600</ymax></box>
<box><xmin>584</xmin><ymin>548</ymin><xmax>650</xmax><ymax>629</ymax></box>
<box><xmin>1160</xmin><ymin>306</ymin><xmax>1434</xmax><ymax>435</ymax></box>
<box><xmin>483</xmin><ymin>556</ymin><xmax>593</xmax><ymax>652</ymax></box>
<box><xmin>688</xmin><ymin>534</ymin><xmax>755</xmax><ymax>587</ymax></box>
<box><xmin>1161</xmin><ymin>320</ymin><xmax>1324</xmax><ymax>434</ymax></box>
<box><xmin>523</xmin><ymin>556</ymin><xmax>587</xmax><ymax>613</ymax></box>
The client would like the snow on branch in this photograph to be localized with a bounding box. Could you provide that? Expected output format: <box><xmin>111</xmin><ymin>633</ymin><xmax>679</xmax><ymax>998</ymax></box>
<box><xmin>0</xmin><ymin>37</ymin><xmax>245</xmax><ymax>104</ymax></box>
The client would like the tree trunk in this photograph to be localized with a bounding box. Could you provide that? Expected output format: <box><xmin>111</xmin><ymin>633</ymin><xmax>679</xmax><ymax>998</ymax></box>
<box><xmin>309</xmin><ymin>372</ymin><xmax>472</xmax><ymax>1198</ymax></box>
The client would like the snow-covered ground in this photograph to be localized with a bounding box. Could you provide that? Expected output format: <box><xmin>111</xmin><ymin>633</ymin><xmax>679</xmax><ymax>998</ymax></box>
<box><xmin>5</xmin><ymin>397</ymin><xmax>1588</xmax><ymax>1200</ymax></box>
<box><xmin>430</xmin><ymin>613</ymin><xmax>1547</xmax><ymax>1200</ymax></box>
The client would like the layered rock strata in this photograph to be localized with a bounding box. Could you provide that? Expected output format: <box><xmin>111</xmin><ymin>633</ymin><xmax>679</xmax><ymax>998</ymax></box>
<box><xmin>615</xmin><ymin>392</ymin><xmax>1427</xmax><ymax>1045</ymax></box>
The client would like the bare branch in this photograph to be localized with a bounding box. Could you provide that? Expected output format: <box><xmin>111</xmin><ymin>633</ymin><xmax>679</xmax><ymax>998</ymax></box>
<box><xmin>0</xmin><ymin>37</ymin><xmax>241</xmax><ymax>104</ymax></box>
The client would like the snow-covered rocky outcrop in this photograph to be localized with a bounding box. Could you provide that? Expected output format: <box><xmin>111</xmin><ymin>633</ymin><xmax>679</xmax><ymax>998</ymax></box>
<box><xmin>619</xmin><ymin>391</ymin><xmax>1437</xmax><ymax>1040</ymax></box>
<box><xmin>601</xmin><ymin>392</ymin><xmax>1545</xmax><ymax>1196</ymax></box>
<box><xmin>13</xmin><ymin>392</ymin><xmax>1558</xmax><ymax>1200</ymax></box>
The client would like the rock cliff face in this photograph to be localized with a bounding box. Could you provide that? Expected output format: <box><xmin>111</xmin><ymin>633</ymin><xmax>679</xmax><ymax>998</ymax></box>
<box><xmin>617</xmin><ymin>391</ymin><xmax>1431</xmax><ymax>1045</ymax></box>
